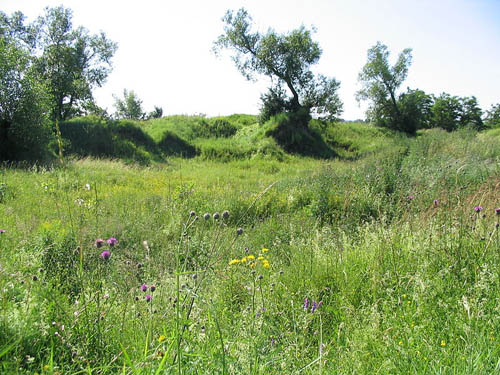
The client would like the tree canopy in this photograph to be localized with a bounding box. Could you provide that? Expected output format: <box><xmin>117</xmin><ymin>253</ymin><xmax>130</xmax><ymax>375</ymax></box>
<box><xmin>34</xmin><ymin>6</ymin><xmax>117</xmax><ymax>121</ymax></box>
<box><xmin>214</xmin><ymin>8</ymin><xmax>342</xmax><ymax>123</ymax></box>
<box><xmin>356</xmin><ymin>42</ymin><xmax>413</xmax><ymax>132</ymax></box>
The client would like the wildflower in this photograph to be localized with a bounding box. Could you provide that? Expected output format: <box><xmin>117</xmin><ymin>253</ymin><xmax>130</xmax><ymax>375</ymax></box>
<box><xmin>247</xmin><ymin>255</ymin><xmax>255</xmax><ymax>260</ymax></box>
<box><xmin>158</xmin><ymin>335</ymin><xmax>166</xmax><ymax>343</ymax></box>
<box><xmin>440</xmin><ymin>340</ymin><xmax>446</xmax><ymax>347</ymax></box>
<box><xmin>262</xmin><ymin>260</ymin><xmax>270</xmax><ymax>269</ymax></box>
<box><xmin>408</xmin><ymin>195</ymin><xmax>415</xmax><ymax>201</ymax></box>
<box><xmin>150</xmin><ymin>285</ymin><xmax>156</xmax><ymax>292</ymax></box>
<box><xmin>203</xmin><ymin>213</ymin><xmax>210</xmax><ymax>220</ymax></box>
<box><xmin>258</xmin><ymin>274</ymin><xmax>263</xmax><ymax>280</ymax></box>
<box><xmin>84</xmin><ymin>183</ymin><xmax>91</xmax><ymax>190</ymax></box>
<box><xmin>107</xmin><ymin>237</ymin><xmax>118</xmax><ymax>246</ymax></box>
<box><xmin>257</xmin><ymin>256</ymin><xmax>265</xmax><ymax>260</ymax></box>
<box><xmin>474</xmin><ymin>205</ymin><xmax>483</xmax><ymax>212</ymax></box>
<box><xmin>303</xmin><ymin>298</ymin><xmax>309</xmax><ymax>310</ymax></box>
<box><xmin>0</xmin><ymin>229</ymin><xmax>5</xmax><ymax>234</ymax></box>
<box><xmin>249</xmin><ymin>262</ymin><xmax>256</xmax><ymax>268</ymax></box>
<box><xmin>100</xmin><ymin>250</ymin><xmax>111</xmax><ymax>260</ymax></box>
<box><xmin>95</xmin><ymin>238</ymin><xmax>105</xmax><ymax>248</ymax></box>
<box><xmin>229</xmin><ymin>259</ymin><xmax>240</xmax><ymax>266</ymax></box>
<box><xmin>495</xmin><ymin>208</ymin><xmax>500</xmax><ymax>215</ymax></box>
<box><xmin>241</xmin><ymin>257</ymin><xmax>247</xmax><ymax>263</ymax></box>
<box><xmin>262</xmin><ymin>248</ymin><xmax>269</xmax><ymax>253</ymax></box>
<box><xmin>222</xmin><ymin>210</ymin><xmax>230</xmax><ymax>219</ymax></box>
<box><xmin>141</xmin><ymin>284</ymin><xmax>148</xmax><ymax>292</ymax></box>
<box><xmin>145</xmin><ymin>295</ymin><xmax>152</xmax><ymax>302</ymax></box>
<box><xmin>189</xmin><ymin>210</ymin><xmax>196</xmax><ymax>217</ymax></box>
<box><xmin>311</xmin><ymin>301</ymin><xmax>318</xmax><ymax>313</ymax></box>
<box><xmin>213</xmin><ymin>212</ymin><xmax>220</xmax><ymax>220</ymax></box>
<box><xmin>237</xmin><ymin>227</ymin><xmax>244</xmax><ymax>235</ymax></box>
<box><xmin>433</xmin><ymin>199</ymin><xmax>439</xmax><ymax>206</ymax></box>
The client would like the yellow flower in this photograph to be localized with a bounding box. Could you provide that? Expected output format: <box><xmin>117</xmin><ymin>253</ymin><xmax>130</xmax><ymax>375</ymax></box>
<box><xmin>43</xmin><ymin>365</ymin><xmax>50</xmax><ymax>371</ymax></box>
<box><xmin>158</xmin><ymin>335</ymin><xmax>166</xmax><ymax>343</ymax></box>
<box><xmin>263</xmin><ymin>261</ymin><xmax>270</xmax><ymax>269</ymax></box>
<box><xmin>440</xmin><ymin>340</ymin><xmax>446</xmax><ymax>347</ymax></box>
<box><xmin>398</xmin><ymin>341</ymin><xmax>403</xmax><ymax>345</ymax></box>
<box><xmin>247</xmin><ymin>255</ymin><xmax>255</xmax><ymax>260</ymax></box>
<box><xmin>249</xmin><ymin>262</ymin><xmax>256</xmax><ymax>268</ymax></box>
<box><xmin>257</xmin><ymin>256</ymin><xmax>265</xmax><ymax>260</ymax></box>
<box><xmin>262</xmin><ymin>248</ymin><xmax>269</xmax><ymax>253</ymax></box>
<box><xmin>229</xmin><ymin>259</ymin><xmax>240</xmax><ymax>266</ymax></box>
<box><xmin>241</xmin><ymin>257</ymin><xmax>247</xmax><ymax>263</ymax></box>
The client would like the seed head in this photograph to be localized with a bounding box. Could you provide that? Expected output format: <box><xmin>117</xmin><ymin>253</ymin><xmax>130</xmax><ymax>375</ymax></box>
<box><xmin>95</xmin><ymin>238</ymin><xmax>105</xmax><ymax>248</ymax></box>
<box><xmin>189</xmin><ymin>210</ymin><xmax>196</xmax><ymax>217</ymax></box>
<box><xmin>150</xmin><ymin>285</ymin><xmax>156</xmax><ymax>292</ymax></box>
<box><xmin>222</xmin><ymin>210</ymin><xmax>230</xmax><ymax>219</ymax></box>
<box><xmin>237</xmin><ymin>228</ymin><xmax>244</xmax><ymax>236</ymax></box>
<box><xmin>213</xmin><ymin>212</ymin><xmax>220</xmax><ymax>220</ymax></box>
<box><xmin>203</xmin><ymin>213</ymin><xmax>210</xmax><ymax>220</ymax></box>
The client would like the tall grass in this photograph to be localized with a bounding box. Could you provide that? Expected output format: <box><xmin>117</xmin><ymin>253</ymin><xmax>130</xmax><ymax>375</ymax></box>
<box><xmin>0</xmin><ymin>125</ymin><xmax>499</xmax><ymax>374</ymax></box>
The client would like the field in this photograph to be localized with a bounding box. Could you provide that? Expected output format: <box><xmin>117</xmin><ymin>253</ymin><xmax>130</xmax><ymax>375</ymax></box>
<box><xmin>1</xmin><ymin>118</ymin><xmax>499</xmax><ymax>374</ymax></box>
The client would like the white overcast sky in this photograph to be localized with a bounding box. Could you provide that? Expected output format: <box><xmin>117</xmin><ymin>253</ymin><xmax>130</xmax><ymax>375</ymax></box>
<box><xmin>3</xmin><ymin>0</ymin><xmax>500</xmax><ymax>120</ymax></box>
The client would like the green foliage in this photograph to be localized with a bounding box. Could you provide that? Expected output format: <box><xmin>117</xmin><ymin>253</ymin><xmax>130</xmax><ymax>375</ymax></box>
<box><xmin>214</xmin><ymin>8</ymin><xmax>343</xmax><ymax>122</ymax></box>
<box><xmin>113</xmin><ymin>89</ymin><xmax>145</xmax><ymax>120</ymax></box>
<box><xmin>0</xmin><ymin>38</ymin><xmax>53</xmax><ymax>161</ymax></box>
<box><xmin>34</xmin><ymin>6</ymin><xmax>117</xmax><ymax>121</ymax></box>
<box><xmin>263</xmin><ymin>109</ymin><xmax>336</xmax><ymax>157</ymax></box>
<box><xmin>357</xmin><ymin>41</ymin><xmax>413</xmax><ymax>132</ymax></box>
<box><xmin>484</xmin><ymin>103</ymin><xmax>500</xmax><ymax>128</ymax></box>
<box><xmin>430</xmin><ymin>93</ymin><xmax>484</xmax><ymax>131</ymax></box>
<box><xmin>59</xmin><ymin>117</ymin><xmax>162</xmax><ymax>165</ymax></box>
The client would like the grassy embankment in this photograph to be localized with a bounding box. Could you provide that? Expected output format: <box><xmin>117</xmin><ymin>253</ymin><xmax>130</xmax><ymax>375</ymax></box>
<box><xmin>0</xmin><ymin>116</ymin><xmax>499</xmax><ymax>374</ymax></box>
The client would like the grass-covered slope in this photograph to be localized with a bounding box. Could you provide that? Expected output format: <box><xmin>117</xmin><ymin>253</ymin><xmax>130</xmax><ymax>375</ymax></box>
<box><xmin>1</xmin><ymin>127</ymin><xmax>499</xmax><ymax>374</ymax></box>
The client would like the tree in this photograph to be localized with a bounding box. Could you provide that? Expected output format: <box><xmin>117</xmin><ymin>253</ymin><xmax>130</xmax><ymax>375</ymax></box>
<box><xmin>213</xmin><ymin>8</ymin><xmax>342</xmax><ymax>124</ymax></box>
<box><xmin>113</xmin><ymin>89</ymin><xmax>145</xmax><ymax>120</ymax></box>
<box><xmin>147</xmin><ymin>106</ymin><xmax>163</xmax><ymax>119</ymax></box>
<box><xmin>429</xmin><ymin>93</ymin><xmax>483</xmax><ymax>131</ymax></box>
<box><xmin>484</xmin><ymin>103</ymin><xmax>500</xmax><ymax>128</ymax></box>
<box><xmin>458</xmin><ymin>96</ymin><xmax>483</xmax><ymax>130</ymax></box>
<box><xmin>34</xmin><ymin>6</ymin><xmax>117</xmax><ymax>121</ymax></box>
<box><xmin>0</xmin><ymin>13</ymin><xmax>52</xmax><ymax>161</ymax></box>
<box><xmin>356</xmin><ymin>42</ymin><xmax>413</xmax><ymax>132</ymax></box>
<box><xmin>398</xmin><ymin>88</ymin><xmax>433</xmax><ymax>132</ymax></box>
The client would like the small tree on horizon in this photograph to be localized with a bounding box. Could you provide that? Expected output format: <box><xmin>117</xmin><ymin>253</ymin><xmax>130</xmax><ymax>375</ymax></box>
<box><xmin>113</xmin><ymin>89</ymin><xmax>145</xmax><ymax>120</ymax></box>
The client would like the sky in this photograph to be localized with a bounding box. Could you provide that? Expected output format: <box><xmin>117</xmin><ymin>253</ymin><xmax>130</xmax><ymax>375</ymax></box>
<box><xmin>2</xmin><ymin>0</ymin><xmax>500</xmax><ymax>120</ymax></box>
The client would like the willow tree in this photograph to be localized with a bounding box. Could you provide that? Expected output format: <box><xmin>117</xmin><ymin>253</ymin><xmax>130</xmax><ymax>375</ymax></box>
<box><xmin>214</xmin><ymin>8</ymin><xmax>342</xmax><ymax>125</ymax></box>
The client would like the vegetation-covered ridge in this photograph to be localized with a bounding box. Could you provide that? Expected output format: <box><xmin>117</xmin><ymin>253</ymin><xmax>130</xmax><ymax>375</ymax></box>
<box><xmin>1</xmin><ymin>127</ymin><xmax>499</xmax><ymax>374</ymax></box>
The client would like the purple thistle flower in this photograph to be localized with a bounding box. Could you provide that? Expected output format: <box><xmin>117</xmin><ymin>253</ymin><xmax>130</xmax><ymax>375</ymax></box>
<box><xmin>311</xmin><ymin>301</ymin><xmax>318</xmax><ymax>313</ymax></box>
<box><xmin>0</xmin><ymin>229</ymin><xmax>5</xmax><ymax>234</ymax></box>
<box><xmin>145</xmin><ymin>295</ymin><xmax>152</xmax><ymax>302</ymax></box>
<box><xmin>95</xmin><ymin>238</ymin><xmax>105</xmax><ymax>248</ymax></box>
<box><xmin>141</xmin><ymin>284</ymin><xmax>148</xmax><ymax>292</ymax></box>
<box><xmin>495</xmin><ymin>208</ymin><xmax>500</xmax><ymax>215</ymax></box>
<box><xmin>408</xmin><ymin>195</ymin><xmax>415</xmax><ymax>201</ymax></box>
<box><xmin>107</xmin><ymin>237</ymin><xmax>118</xmax><ymax>246</ymax></box>
<box><xmin>474</xmin><ymin>205</ymin><xmax>483</xmax><ymax>212</ymax></box>
<box><xmin>303</xmin><ymin>298</ymin><xmax>309</xmax><ymax>311</ymax></box>
<box><xmin>433</xmin><ymin>200</ymin><xmax>439</xmax><ymax>207</ymax></box>
<box><xmin>100</xmin><ymin>250</ymin><xmax>111</xmax><ymax>260</ymax></box>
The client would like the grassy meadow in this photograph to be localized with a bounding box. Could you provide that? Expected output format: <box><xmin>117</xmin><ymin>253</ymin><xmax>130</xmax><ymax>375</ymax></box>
<box><xmin>1</xmin><ymin>117</ymin><xmax>499</xmax><ymax>374</ymax></box>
